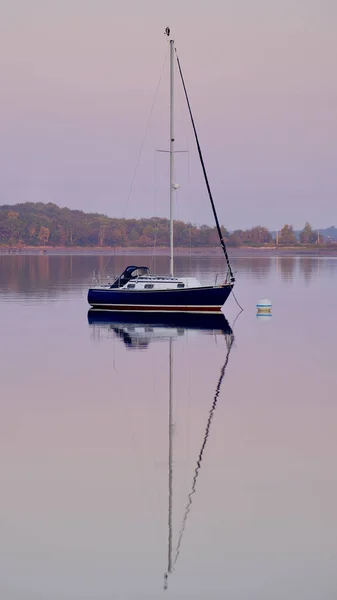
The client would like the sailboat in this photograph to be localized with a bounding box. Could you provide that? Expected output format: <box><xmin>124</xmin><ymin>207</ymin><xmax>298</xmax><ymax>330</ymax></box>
<box><xmin>88</xmin><ymin>28</ymin><xmax>235</xmax><ymax>313</ymax></box>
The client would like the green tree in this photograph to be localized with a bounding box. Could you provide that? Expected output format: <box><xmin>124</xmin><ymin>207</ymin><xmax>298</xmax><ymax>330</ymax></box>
<box><xmin>279</xmin><ymin>224</ymin><xmax>296</xmax><ymax>245</ymax></box>
<box><xmin>299</xmin><ymin>222</ymin><xmax>318</xmax><ymax>244</ymax></box>
<box><xmin>248</xmin><ymin>226</ymin><xmax>272</xmax><ymax>245</ymax></box>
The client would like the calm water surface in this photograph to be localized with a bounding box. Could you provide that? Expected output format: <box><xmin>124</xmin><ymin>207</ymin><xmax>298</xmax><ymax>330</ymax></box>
<box><xmin>0</xmin><ymin>253</ymin><xmax>336</xmax><ymax>599</ymax></box>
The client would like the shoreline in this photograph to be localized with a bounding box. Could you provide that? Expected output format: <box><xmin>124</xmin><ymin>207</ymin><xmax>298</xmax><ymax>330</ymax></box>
<box><xmin>1</xmin><ymin>245</ymin><xmax>337</xmax><ymax>257</ymax></box>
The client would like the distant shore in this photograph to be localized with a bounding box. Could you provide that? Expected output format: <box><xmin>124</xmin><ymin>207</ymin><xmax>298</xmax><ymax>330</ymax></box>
<box><xmin>1</xmin><ymin>245</ymin><xmax>337</xmax><ymax>257</ymax></box>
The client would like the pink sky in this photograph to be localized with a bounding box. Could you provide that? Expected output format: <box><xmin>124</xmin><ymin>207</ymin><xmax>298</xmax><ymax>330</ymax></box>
<box><xmin>0</xmin><ymin>0</ymin><xmax>336</xmax><ymax>229</ymax></box>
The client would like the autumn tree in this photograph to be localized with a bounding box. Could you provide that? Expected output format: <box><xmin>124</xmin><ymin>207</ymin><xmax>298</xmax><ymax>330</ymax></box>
<box><xmin>99</xmin><ymin>224</ymin><xmax>107</xmax><ymax>246</ymax></box>
<box><xmin>58</xmin><ymin>225</ymin><xmax>68</xmax><ymax>245</ymax></box>
<box><xmin>1</xmin><ymin>201</ymin><xmax>329</xmax><ymax>249</ymax></box>
<box><xmin>29</xmin><ymin>225</ymin><xmax>37</xmax><ymax>241</ymax></box>
<box><xmin>8</xmin><ymin>211</ymin><xmax>19</xmax><ymax>220</ymax></box>
<box><xmin>38</xmin><ymin>226</ymin><xmax>50</xmax><ymax>246</ymax></box>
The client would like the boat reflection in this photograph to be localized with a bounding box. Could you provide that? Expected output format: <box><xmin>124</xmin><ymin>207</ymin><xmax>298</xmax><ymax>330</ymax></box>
<box><xmin>87</xmin><ymin>309</ymin><xmax>233</xmax><ymax>349</ymax></box>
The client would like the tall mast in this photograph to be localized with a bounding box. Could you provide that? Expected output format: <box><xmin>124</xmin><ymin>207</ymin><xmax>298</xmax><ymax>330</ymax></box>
<box><xmin>169</xmin><ymin>38</ymin><xmax>175</xmax><ymax>277</ymax></box>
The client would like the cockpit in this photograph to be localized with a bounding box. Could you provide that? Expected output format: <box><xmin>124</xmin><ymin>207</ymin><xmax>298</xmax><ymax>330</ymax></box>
<box><xmin>110</xmin><ymin>265</ymin><xmax>150</xmax><ymax>288</ymax></box>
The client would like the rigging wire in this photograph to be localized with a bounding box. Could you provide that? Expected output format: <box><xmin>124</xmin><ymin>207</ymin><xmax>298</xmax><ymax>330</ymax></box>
<box><xmin>123</xmin><ymin>50</ymin><xmax>168</xmax><ymax>219</ymax></box>
<box><xmin>150</xmin><ymin>149</ymin><xmax>160</xmax><ymax>273</ymax></box>
<box><xmin>97</xmin><ymin>52</ymin><xmax>168</xmax><ymax>281</ymax></box>
<box><xmin>231</xmin><ymin>304</ymin><xmax>244</xmax><ymax>330</ymax></box>
<box><xmin>231</xmin><ymin>288</ymin><xmax>244</xmax><ymax>312</ymax></box>
<box><xmin>175</xmin><ymin>49</ymin><xmax>235</xmax><ymax>283</ymax></box>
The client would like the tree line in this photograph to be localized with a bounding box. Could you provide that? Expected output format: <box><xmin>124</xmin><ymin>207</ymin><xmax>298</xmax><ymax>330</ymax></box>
<box><xmin>0</xmin><ymin>202</ymin><xmax>334</xmax><ymax>247</ymax></box>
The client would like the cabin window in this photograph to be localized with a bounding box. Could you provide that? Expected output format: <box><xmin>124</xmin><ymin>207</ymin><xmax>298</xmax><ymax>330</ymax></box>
<box><xmin>177</xmin><ymin>283</ymin><xmax>185</xmax><ymax>288</ymax></box>
<box><xmin>131</xmin><ymin>267</ymin><xmax>150</xmax><ymax>278</ymax></box>
<box><xmin>144</xmin><ymin>284</ymin><xmax>154</xmax><ymax>289</ymax></box>
<box><xmin>127</xmin><ymin>283</ymin><xmax>136</xmax><ymax>289</ymax></box>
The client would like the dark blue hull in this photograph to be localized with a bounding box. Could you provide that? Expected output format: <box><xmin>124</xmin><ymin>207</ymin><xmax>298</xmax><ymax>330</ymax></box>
<box><xmin>87</xmin><ymin>284</ymin><xmax>233</xmax><ymax>312</ymax></box>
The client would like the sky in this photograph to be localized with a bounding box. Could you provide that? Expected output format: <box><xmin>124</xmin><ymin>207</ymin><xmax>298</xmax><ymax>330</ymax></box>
<box><xmin>0</xmin><ymin>0</ymin><xmax>336</xmax><ymax>229</ymax></box>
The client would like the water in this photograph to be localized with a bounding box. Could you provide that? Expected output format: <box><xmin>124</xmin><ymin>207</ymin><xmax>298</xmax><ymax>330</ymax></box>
<box><xmin>0</xmin><ymin>253</ymin><xmax>336</xmax><ymax>599</ymax></box>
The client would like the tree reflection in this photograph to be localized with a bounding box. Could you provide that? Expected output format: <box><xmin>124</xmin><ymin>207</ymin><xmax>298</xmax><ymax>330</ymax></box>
<box><xmin>0</xmin><ymin>254</ymin><xmax>114</xmax><ymax>298</ymax></box>
<box><xmin>299</xmin><ymin>257</ymin><xmax>317</xmax><ymax>285</ymax></box>
<box><xmin>230</xmin><ymin>257</ymin><xmax>272</xmax><ymax>280</ymax></box>
<box><xmin>279</xmin><ymin>257</ymin><xmax>296</xmax><ymax>282</ymax></box>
